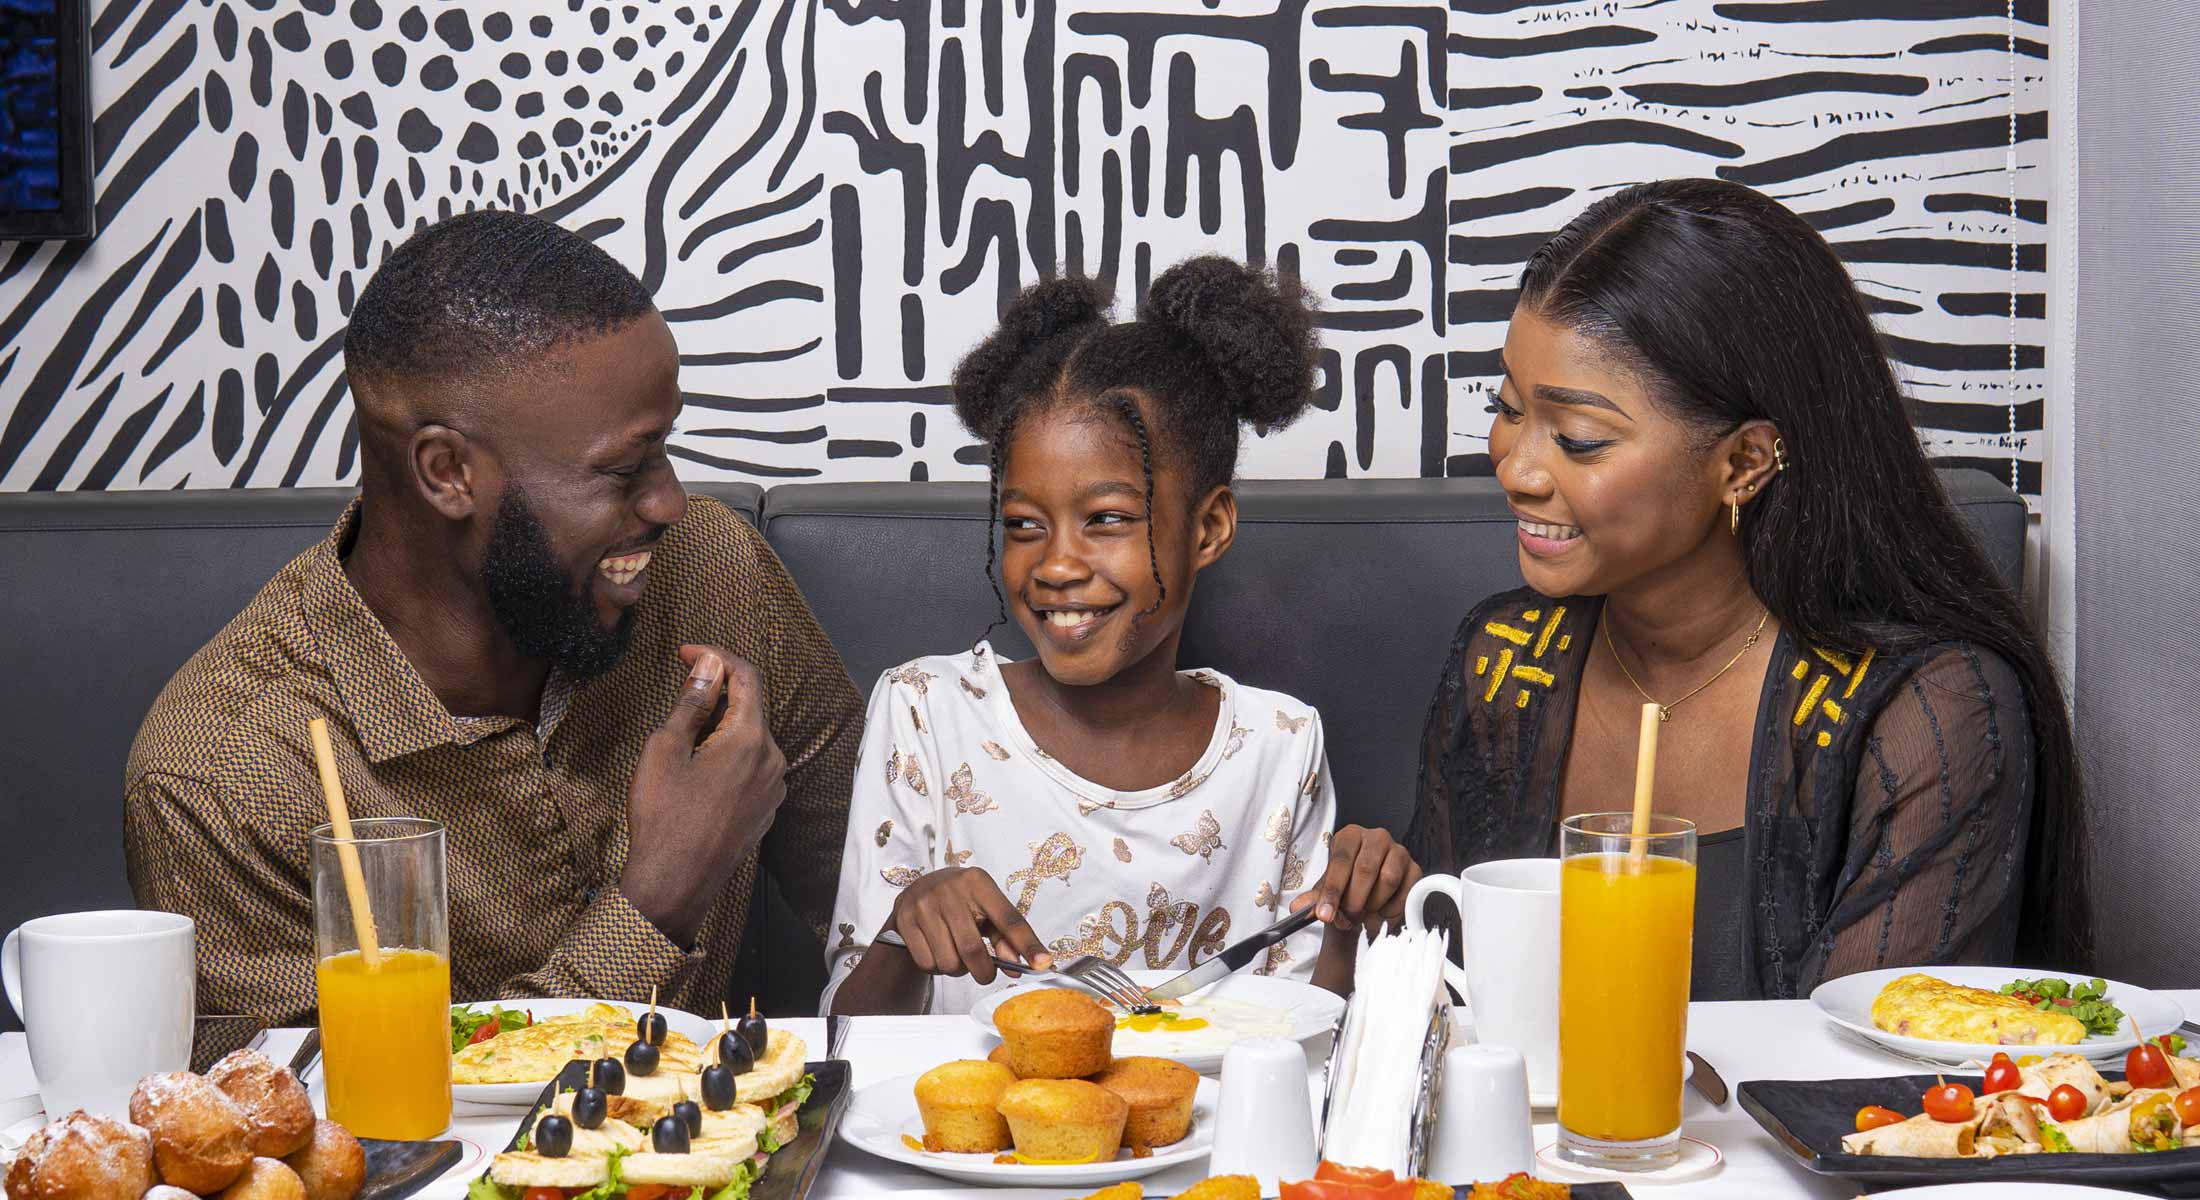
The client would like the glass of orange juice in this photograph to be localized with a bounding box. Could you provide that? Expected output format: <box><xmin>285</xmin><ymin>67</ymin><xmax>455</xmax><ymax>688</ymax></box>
<box><xmin>1556</xmin><ymin>812</ymin><xmax>1696</xmax><ymax>1171</ymax></box>
<box><xmin>311</xmin><ymin>817</ymin><xmax>451</xmax><ymax>1140</ymax></box>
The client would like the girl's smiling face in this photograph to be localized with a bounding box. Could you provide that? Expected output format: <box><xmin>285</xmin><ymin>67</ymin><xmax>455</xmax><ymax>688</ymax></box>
<box><xmin>1488</xmin><ymin>309</ymin><xmax>1731</xmax><ymax>598</ymax></box>
<box><xmin>996</xmin><ymin>397</ymin><xmax>1233</xmax><ymax>688</ymax></box>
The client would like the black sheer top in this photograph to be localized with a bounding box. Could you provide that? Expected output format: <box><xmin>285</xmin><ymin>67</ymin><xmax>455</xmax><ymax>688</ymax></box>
<box><xmin>1406</xmin><ymin>589</ymin><xmax>2035</xmax><ymax>1000</ymax></box>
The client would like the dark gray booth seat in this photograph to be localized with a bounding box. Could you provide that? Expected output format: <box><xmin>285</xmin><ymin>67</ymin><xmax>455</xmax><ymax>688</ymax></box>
<box><xmin>0</xmin><ymin>470</ymin><xmax>2022</xmax><ymax>1025</ymax></box>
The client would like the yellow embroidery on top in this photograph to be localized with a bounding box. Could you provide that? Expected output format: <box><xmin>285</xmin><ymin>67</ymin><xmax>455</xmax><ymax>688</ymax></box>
<box><xmin>1484</xmin><ymin>621</ymin><xmax>1531</xmax><ymax>647</ymax></box>
<box><xmin>1533</xmin><ymin>605</ymin><xmax>1567</xmax><ymax>657</ymax></box>
<box><xmin>1474</xmin><ymin>655</ymin><xmax>1489</xmax><ymax>676</ymax></box>
<box><xmin>1511</xmin><ymin>665</ymin><xmax>1555</xmax><ymax>687</ymax></box>
<box><xmin>1817</xmin><ymin>731</ymin><xmax>1832</xmax><ymax>747</ymax></box>
<box><xmin>1794</xmin><ymin>673</ymin><xmax>1831</xmax><ymax>726</ymax></box>
<box><xmin>1812</xmin><ymin>648</ymin><xmax>1855</xmax><ymax>674</ymax></box>
<box><xmin>1791</xmin><ymin>660</ymin><xmax>1810</xmax><ymax>681</ymax></box>
<box><xmin>1516</xmin><ymin>691</ymin><xmax>1531</xmax><ymax>709</ymax></box>
<box><xmin>1485</xmin><ymin>647</ymin><xmax>1514</xmax><ymax>703</ymax></box>
<box><xmin>1844</xmin><ymin>649</ymin><xmax>1876</xmax><ymax>699</ymax></box>
<box><xmin>1558</xmin><ymin>634</ymin><xmax>1572</xmax><ymax>652</ymax></box>
<box><xmin>1522</xmin><ymin>608</ymin><xmax>1542</xmax><ymax>623</ymax></box>
<box><xmin>1821</xmin><ymin>699</ymin><xmax>1844</xmax><ymax>722</ymax></box>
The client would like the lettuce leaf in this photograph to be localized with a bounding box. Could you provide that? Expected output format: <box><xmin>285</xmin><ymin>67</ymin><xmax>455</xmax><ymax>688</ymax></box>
<box><xmin>569</xmin><ymin>1145</ymin><xmax>631</xmax><ymax>1200</ymax></box>
<box><xmin>467</xmin><ymin>1178</ymin><xmax>520</xmax><ymax>1200</ymax></box>
<box><xmin>770</xmin><ymin>1074</ymin><xmax>816</xmax><ymax>1116</ymax></box>
<box><xmin>2040</xmin><ymin>1124</ymin><xmax>2074</xmax><ymax>1154</ymax></box>
<box><xmin>702</xmin><ymin>1161</ymin><xmax>760</xmax><ymax>1200</ymax></box>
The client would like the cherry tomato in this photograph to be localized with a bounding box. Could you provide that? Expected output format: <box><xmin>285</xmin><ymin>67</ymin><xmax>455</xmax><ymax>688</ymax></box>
<box><xmin>1855</xmin><ymin>1105</ymin><xmax>1906</xmax><ymax>1132</ymax></box>
<box><xmin>2047</xmin><ymin>1083</ymin><xmax>2089</xmax><ymax>1122</ymax></box>
<box><xmin>1982</xmin><ymin>1052</ymin><xmax>2022</xmax><ymax>1095</ymax></box>
<box><xmin>2175</xmin><ymin>1088</ymin><xmax>2200</xmax><ymax>1130</ymax></box>
<box><xmin>2126</xmin><ymin>1040</ymin><xmax>2174</xmax><ymax>1089</ymax></box>
<box><xmin>522</xmin><ymin>1189</ymin><xmax>562</xmax><ymax>1200</ymax></box>
<box><xmin>1922</xmin><ymin>1081</ymin><xmax>1976</xmax><ymax>1123</ymax></box>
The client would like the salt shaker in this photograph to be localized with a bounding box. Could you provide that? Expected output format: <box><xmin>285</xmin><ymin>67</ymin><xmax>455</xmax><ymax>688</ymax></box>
<box><xmin>1209</xmin><ymin>1036</ymin><xmax>1320</xmax><ymax>1197</ymax></box>
<box><xmin>1425</xmin><ymin>1042</ymin><xmax>1535</xmax><ymax>1184</ymax></box>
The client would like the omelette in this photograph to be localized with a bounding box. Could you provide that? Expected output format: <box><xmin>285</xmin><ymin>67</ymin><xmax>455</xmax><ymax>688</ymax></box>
<box><xmin>453</xmin><ymin>1002</ymin><xmax>703</xmax><ymax>1085</ymax></box>
<box><xmin>1870</xmin><ymin>973</ymin><xmax>2089</xmax><ymax>1046</ymax></box>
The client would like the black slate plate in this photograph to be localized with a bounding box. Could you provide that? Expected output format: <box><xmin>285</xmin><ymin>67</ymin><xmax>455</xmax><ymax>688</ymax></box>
<box><xmin>497</xmin><ymin>1058</ymin><xmax>852</xmax><ymax>1200</ymax></box>
<box><xmin>1738</xmin><ymin>1070</ymin><xmax>2200</xmax><ymax>1190</ymax></box>
<box><xmin>360</xmin><ymin>1137</ymin><xmax>466</xmax><ymax>1200</ymax></box>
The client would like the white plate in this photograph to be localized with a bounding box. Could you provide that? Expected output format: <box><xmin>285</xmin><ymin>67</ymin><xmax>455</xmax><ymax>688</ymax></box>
<box><xmin>1810</xmin><ymin>966</ymin><xmax>2188</xmax><ymax>1065</ymax></box>
<box><xmin>968</xmin><ymin>970</ymin><xmax>1345</xmax><ymax>1073</ymax></box>
<box><xmin>1863</xmin><ymin>1185</ymin><xmax>2162</xmax><ymax>1197</ymax></box>
<box><xmin>839</xmin><ymin>1069</ymin><xmax>1215</xmax><ymax>1187</ymax></box>
<box><xmin>450</xmin><ymin>997</ymin><xmax>720</xmax><ymax>1108</ymax></box>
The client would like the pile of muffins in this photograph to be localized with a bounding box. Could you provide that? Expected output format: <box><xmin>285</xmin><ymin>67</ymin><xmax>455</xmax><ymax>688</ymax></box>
<box><xmin>5</xmin><ymin>1051</ymin><xmax>364</xmax><ymax>1200</ymax></box>
<box><xmin>913</xmin><ymin>988</ymin><xmax>1199</xmax><ymax>1165</ymax></box>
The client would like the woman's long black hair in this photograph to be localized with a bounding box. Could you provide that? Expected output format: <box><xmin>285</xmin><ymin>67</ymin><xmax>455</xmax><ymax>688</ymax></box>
<box><xmin>1518</xmin><ymin>178</ymin><xmax>2085</xmax><ymax>963</ymax></box>
<box><xmin>949</xmin><ymin>257</ymin><xmax>1320</xmax><ymax>638</ymax></box>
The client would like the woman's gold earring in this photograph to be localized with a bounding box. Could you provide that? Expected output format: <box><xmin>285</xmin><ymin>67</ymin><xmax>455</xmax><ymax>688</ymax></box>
<box><xmin>1773</xmin><ymin>438</ymin><xmax>1789</xmax><ymax>473</ymax></box>
<box><xmin>1731</xmin><ymin>499</ymin><xmax>1741</xmax><ymax>535</ymax></box>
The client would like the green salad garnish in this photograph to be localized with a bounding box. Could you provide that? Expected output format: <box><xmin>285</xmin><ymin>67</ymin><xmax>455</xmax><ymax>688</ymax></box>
<box><xmin>1999</xmin><ymin>977</ymin><xmax>2124</xmax><ymax>1037</ymax></box>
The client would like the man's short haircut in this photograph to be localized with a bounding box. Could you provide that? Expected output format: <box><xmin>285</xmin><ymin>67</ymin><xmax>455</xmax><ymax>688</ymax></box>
<box><xmin>344</xmin><ymin>209</ymin><xmax>655</xmax><ymax>391</ymax></box>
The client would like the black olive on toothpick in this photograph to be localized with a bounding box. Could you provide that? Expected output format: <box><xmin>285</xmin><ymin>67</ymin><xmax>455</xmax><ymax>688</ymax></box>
<box><xmin>673</xmin><ymin>1100</ymin><xmax>702</xmax><ymax>1138</ymax></box>
<box><xmin>736</xmin><ymin>995</ymin><xmax>768</xmax><ymax>1056</ymax></box>
<box><xmin>650</xmin><ymin>1115</ymin><xmax>690</xmax><ymax>1154</ymax></box>
<box><xmin>572</xmin><ymin>1062</ymin><xmax>608</xmax><ymax>1130</ymax></box>
<box><xmin>533</xmin><ymin>1114</ymin><xmax>574</xmax><ymax>1158</ymax></box>
<box><xmin>593</xmin><ymin>1057</ymin><xmax>626</xmax><ymax>1095</ymax></box>
<box><xmin>637</xmin><ymin>985</ymin><xmax>667</xmax><ymax>1047</ymax></box>
<box><xmin>716</xmin><ymin>1002</ymin><xmax>754</xmax><ymax>1075</ymax></box>
<box><xmin>625</xmin><ymin>1037</ymin><xmax>660</xmax><ymax>1077</ymax></box>
<box><xmin>699</xmin><ymin>1063</ymin><xmax>736</xmax><ymax>1111</ymax></box>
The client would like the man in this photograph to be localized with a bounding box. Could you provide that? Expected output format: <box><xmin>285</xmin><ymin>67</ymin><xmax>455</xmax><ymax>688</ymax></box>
<box><xmin>124</xmin><ymin>210</ymin><xmax>862</xmax><ymax>1024</ymax></box>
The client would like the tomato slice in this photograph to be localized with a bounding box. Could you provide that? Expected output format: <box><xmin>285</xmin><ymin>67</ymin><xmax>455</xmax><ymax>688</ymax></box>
<box><xmin>626</xmin><ymin>1186</ymin><xmax>675</xmax><ymax>1200</ymax></box>
<box><xmin>1282</xmin><ymin>1163</ymin><xmax>1416</xmax><ymax>1200</ymax></box>
<box><xmin>468</xmin><ymin>1018</ymin><xmax>501</xmax><ymax>1046</ymax></box>
<box><xmin>521</xmin><ymin>1188</ymin><xmax>563</xmax><ymax>1200</ymax></box>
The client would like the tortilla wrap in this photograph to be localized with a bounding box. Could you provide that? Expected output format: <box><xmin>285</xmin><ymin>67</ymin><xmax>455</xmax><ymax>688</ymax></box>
<box><xmin>2169</xmin><ymin>1056</ymin><xmax>2200</xmax><ymax>1090</ymax></box>
<box><xmin>2045</xmin><ymin>1093</ymin><xmax>2178</xmax><ymax>1156</ymax></box>
<box><xmin>1980</xmin><ymin>1092</ymin><xmax>2045</xmax><ymax>1146</ymax></box>
<box><xmin>1841</xmin><ymin>1112</ymin><xmax>1978</xmax><ymax>1157</ymax></box>
<box><xmin>2018</xmin><ymin>1053</ymin><xmax>2110</xmax><ymax>1116</ymax></box>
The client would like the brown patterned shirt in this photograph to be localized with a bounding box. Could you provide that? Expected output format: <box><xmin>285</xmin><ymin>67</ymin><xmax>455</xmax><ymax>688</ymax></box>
<box><xmin>123</xmin><ymin>496</ymin><xmax>861</xmax><ymax>1026</ymax></box>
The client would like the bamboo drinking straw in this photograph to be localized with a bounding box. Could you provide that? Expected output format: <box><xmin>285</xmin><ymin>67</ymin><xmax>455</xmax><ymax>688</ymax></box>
<box><xmin>308</xmin><ymin>717</ymin><xmax>383</xmax><ymax>970</ymax></box>
<box><xmin>1629</xmin><ymin>701</ymin><xmax>1660</xmax><ymax>868</ymax></box>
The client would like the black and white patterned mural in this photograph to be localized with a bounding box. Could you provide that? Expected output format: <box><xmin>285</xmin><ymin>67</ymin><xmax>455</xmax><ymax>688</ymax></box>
<box><xmin>0</xmin><ymin>0</ymin><xmax>2047</xmax><ymax>496</ymax></box>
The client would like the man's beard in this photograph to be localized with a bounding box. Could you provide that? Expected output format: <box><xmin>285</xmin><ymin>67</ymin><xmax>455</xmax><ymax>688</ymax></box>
<box><xmin>480</xmin><ymin>485</ymin><xmax>637</xmax><ymax>682</ymax></box>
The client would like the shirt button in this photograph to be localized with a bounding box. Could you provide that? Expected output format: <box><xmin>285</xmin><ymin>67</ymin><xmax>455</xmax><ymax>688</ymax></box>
<box><xmin>582</xmin><ymin>885</ymin><xmax>599</xmax><ymax>905</ymax></box>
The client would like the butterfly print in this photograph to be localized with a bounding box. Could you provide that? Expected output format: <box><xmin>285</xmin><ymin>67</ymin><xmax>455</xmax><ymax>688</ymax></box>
<box><xmin>982</xmin><ymin>740</ymin><xmax>1012</xmax><ymax>761</ymax></box>
<box><xmin>946</xmin><ymin>763</ymin><xmax>998</xmax><ymax>815</ymax></box>
<box><xmin>1113</xmin><ymin>837</ymin><xmax>1132</xmax><ymax>863</ymax></box>
<box><xmin>881</xmin><ymin>865</ymin><xmax>924</xmax><ymax>887</ymax></box>
<box><xmin>902</xmin><ymin>755</ymin><xmax>928</xmax><ymax>796</ymax></box>
<box><xmin>888</xmin><ymin>664</ymin><xmax>937</xmax><ymax>696</ymax></box>
<box><xmin>910</xmin><ymin>704</ymin><xmax>925</xmax><ymax>734</ymax></box>
<box><xmin>836</xmin><ymin>922</ymin><xmax>857</xmax><ymax>950</ymax></box>
<box><xmin>1261</xmin><ymin>805</ymin><xmax>1292</xmax><ymax>854</ymax></box>
<box><xmin>1222</xmin><ymin>722</ymin><xmax>1252</xmax><ymax>760</ymax></box>
<box><xmin>1276</xmin><ymin>710</ymin><xmax>1309</xmax><ymax>734</ymax></box>
<box><xmin>961</xmin><ymin>677</ymin><xmax>988</xmax><ymax>700</ymax></box>
<box><xmin>1005</xmin><ymin>832</ymin><xmax>1085</xmax><ymax>913</ymax></box>
<box><xmin>874</xmin><ymin>819</ymin><xmax>894</xmax><ymax>847</ymax></box>
<box><xmin>1255</xmin><ymin>881</ymin><xmax>1281</xmax><ymax>911</ymax></box>
<box><xmin>1169</xmin><ymin>809</ymin><xmax>1226</xmax><ymax>863</ymax></box>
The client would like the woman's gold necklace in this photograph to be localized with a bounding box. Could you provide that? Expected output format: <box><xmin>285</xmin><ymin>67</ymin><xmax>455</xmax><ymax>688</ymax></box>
<box><xmin>1603</xmin><ymin>608</ymin><xmax>1770</xmax><ymax>723</ymax></box>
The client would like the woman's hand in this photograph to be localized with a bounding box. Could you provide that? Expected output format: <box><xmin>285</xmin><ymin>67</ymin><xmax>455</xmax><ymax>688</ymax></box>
<box><xmin>883</xmin><ymin>867</ymin><xmax>1054</xmax><ymax>984</ymax></box>
<box><xmin>1292</xmin><ymin>826</ymin><xmax>1422</xmax><ymax>936</ymax></box>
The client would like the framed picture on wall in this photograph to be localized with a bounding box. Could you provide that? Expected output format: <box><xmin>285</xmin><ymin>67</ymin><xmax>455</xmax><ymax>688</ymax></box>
<box><xmin>0</xmin><ymin>0</ymin><xmax>94</xmax><ymax>241</ymax></box>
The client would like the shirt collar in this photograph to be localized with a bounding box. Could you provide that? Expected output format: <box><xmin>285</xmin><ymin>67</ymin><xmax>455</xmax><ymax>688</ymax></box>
<box><xmin>302</xmin><ymin>497</ymin><xmax>522</xmax><ymax>763</ymax></box>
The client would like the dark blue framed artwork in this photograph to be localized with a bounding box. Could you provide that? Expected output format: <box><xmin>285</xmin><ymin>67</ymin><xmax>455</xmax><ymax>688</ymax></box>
<box><xmin>0</xmin><ymin>0</ymin><xmax>93</xmax><ymax>240</ymax></box>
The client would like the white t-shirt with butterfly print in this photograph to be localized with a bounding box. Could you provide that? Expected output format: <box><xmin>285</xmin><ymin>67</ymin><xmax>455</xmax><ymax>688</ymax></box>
<box><xmin>818</xmin><ymin>641</ymin><xmax>1338</xmax><ymax>1016</ymax></box>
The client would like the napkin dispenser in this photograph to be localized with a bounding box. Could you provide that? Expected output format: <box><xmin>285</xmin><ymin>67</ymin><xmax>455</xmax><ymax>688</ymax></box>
<box><xmin>1313</xmin><ymin>930</ymin><xmax>1455</xmax><ymax>1177</ymax></box>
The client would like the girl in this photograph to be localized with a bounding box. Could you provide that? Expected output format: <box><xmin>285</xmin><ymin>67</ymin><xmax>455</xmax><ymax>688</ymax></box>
<box><xmin>1407</xmin><ymin>180</ymin><xmax>2081</xmax><ymax>999</ymax></box>
<box><xmin>824</xmin><ymin>257</ymin><xmax>1420</xmax><ymax>1015</ymax></box>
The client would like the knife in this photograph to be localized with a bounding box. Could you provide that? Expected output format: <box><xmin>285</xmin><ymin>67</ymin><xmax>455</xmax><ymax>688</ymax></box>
<box><xmin>1685</xmin><ymin>1050</ymin><xmax>1728</xmax><ymax>1106</ymax></box>
<box><xmin>287</xmin><ymin>1027</ymin><xmax>323</xmax><ymax>1084</ymax></box>
<box><xmin>1145</xmin><ymin>906</ymin><xmax>1320</xmax><ymax>1003</ymax></box>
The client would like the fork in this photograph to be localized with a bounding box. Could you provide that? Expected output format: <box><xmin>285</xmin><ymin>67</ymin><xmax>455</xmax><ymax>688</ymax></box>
<box><xmin>872</xmin><ymin>928</ymin><xmax>1151</xmax><ymax>1011</ymax></box>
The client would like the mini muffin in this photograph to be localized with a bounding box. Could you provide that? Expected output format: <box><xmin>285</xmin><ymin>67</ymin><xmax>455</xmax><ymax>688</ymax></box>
<box><xmin>206</xmin><ymin>1050</ymin><xmax>315</xmax><ymax>1159</ymax></box>
<box><xmin>4</xmin><ymin>1111</ymin><xmax>156</xmax><ymax>1200</ymax></box>
<box><xmin>213</xmin><ymin>1159</ymin><xmax>306</xmax><ymax>1200</ymax></box>
<box><xmin>985</xmin><ymin>1043</ymin><xmax>1018</xmax><ymax>1075</ymax></box>
<box><xmin>995</xmin><ymin>1079</ymin><xmax>1127</xmax><ymax>1164</ymax></box>
<box><xmin>129</xmin><ymin>1072</ymin><xmax>254</xmax><ymax>1194</ymax></box>
<box><xmin>993</xmin><ymin>989</ymin><xmax>1113</xmax><ymax>1080</ymax></box>
<box><xmin>281</xmin><ymin>1121</ymin><xmax>365</xmax><ymax>1200</ymax></box>
<box><xmin>913</xmin><ymin>1060</ymin><xmax>1017</xmax><ymax>1153</ymax></box>
<box><xmin>1087</xmin><ymin>1057</ymin><xmax>1198</xmax><ymax>1149</ymax></box>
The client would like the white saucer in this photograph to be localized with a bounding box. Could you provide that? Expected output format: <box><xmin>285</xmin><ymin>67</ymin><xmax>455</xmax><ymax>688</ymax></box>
<box><xmin>1534</xmin><ymin>1135</ymin><xmax>1722</xmax><ymax>1184</ymax></box>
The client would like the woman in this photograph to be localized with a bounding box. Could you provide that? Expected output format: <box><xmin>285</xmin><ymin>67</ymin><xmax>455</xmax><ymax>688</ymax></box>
<box><xmin>824</xmin><ymin>257</ymin><xmax>1420</xmax><ymax>1015</ymax></box>
<box><xmin>1406</xmin><ymin>179</ymin><xmax>2082</xmax><ymax>999</ymax></box>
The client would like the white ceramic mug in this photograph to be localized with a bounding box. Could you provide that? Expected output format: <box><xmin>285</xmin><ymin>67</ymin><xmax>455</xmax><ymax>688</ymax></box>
<box><xmin>1402</xmin><ymin>858</ymin><xmax>1561</xmax><ymax>1094</ymax></box>
<box><xmin>3</xmin><ymin>910</ymin><xmax>196</xmax><ymax>1117</ymax></box>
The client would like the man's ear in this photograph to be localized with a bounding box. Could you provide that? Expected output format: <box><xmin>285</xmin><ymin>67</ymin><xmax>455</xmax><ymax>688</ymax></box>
<box><xmin>1190</xmin><ymin>484</ymin><xmax>1237</xmax><ymax>573</ymax></box>
<box><xmin>411</xmin><ymin>424</ymin><xmax>482</xmax><ymax>520</ymax></box>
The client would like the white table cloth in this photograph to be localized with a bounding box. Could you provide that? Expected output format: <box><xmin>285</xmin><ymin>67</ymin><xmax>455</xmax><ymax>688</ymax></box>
<box><xmin>6</xmin><ymin>995</ymin><xmax>2194</xmax><ymax>1199</ymax></box>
